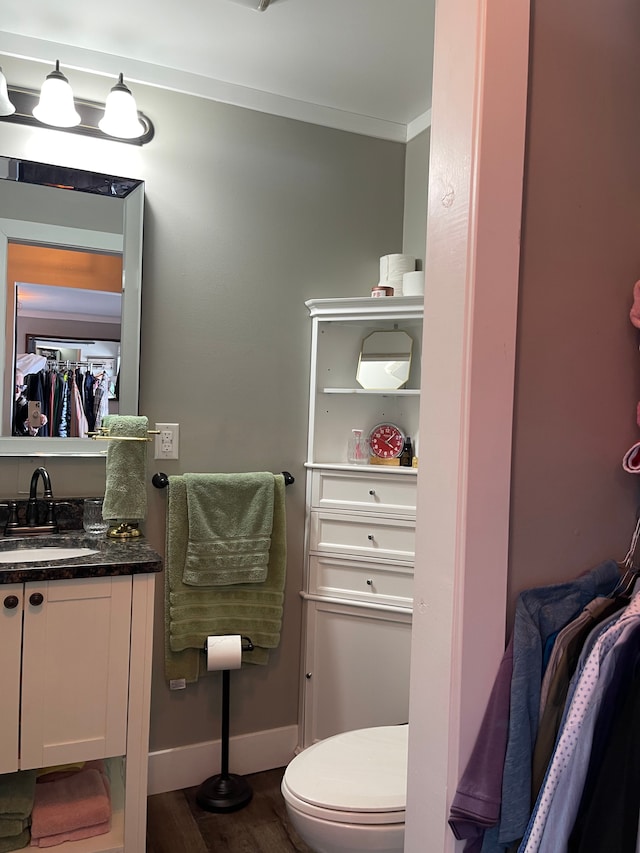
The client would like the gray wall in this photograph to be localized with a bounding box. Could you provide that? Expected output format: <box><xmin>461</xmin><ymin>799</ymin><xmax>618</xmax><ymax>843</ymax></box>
<box><xmin>403</xmin><ymin>127</ymin><xmax>430</xmax><ymax>265</ymax></box>
<box><xmin>0</xmin><ymin>54</ymin><xmax>406</xmax><ymax>751</ymax></box>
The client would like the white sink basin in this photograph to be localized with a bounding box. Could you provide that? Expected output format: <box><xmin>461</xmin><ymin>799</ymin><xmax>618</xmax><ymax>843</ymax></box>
<box><xmin>0</xmin><ymin>547</ymin><xmax>99</xmax><ymax>564</ymax></box>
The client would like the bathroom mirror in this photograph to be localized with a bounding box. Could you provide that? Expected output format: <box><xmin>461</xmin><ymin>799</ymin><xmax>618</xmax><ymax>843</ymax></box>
<box><xmin>356</xmin><ymin>329</ymin><xmax>413</xmax><ymax>390</ymax></box>
<box><xmin>0</xmin><ymin>157</ymin><xmax>144</xmax><ymax>456</ymax></box>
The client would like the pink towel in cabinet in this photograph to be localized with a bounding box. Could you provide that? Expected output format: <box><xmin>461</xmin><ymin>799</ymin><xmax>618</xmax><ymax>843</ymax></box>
<box><xmin>30</xmin><ymin>766</ymin><xmax>111</xmax><ymax>843</ymax></box>
<box><xmin>30</xmin><ymin>820</ymin><xmax>111</xmax><ymax>848</ymax></box>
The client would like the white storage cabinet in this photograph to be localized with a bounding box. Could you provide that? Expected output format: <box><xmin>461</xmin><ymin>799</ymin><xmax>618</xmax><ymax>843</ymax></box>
<box><xmin>300</xmin><ymin>296</ymin><xmax>422</xmax><ymax>747</ymax></box>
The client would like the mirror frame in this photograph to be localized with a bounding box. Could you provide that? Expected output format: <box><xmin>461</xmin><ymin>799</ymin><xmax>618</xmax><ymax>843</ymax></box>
<box><xmin>0</xmin><ymin>183</ymin><xmax>144</xmax><ymax>456</ymax></box>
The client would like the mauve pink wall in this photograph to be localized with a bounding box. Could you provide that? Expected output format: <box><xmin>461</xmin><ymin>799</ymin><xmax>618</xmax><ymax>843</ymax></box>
<box><xmin>508</xmin><ymin>0</ymin><xmax>640</xmax><ymax>622</ymax></box>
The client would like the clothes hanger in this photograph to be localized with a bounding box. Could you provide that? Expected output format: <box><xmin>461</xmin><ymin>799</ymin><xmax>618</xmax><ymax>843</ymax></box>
<box><xmin>612</xmin><ymin>515</ymin><xmax>640</xmax><ymax>598</ymax></box>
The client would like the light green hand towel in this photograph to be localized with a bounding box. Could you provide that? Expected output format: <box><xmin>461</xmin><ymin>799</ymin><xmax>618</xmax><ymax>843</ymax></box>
<box><xmin>182</xmin><ymin>472</ymin><xmax>275</xmax><ymax>586</ymax></box>
<box><xmin>101</xmin><ymin>415</ymin><xmax>148</xmax><ymax>521</ymax></box>
<box><xmin>164</xmin><ymin>474</ymin><xmax>287</xmax><ymax>684</ymax></box>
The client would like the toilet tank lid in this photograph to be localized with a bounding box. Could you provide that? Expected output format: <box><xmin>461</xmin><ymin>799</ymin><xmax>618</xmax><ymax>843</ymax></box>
<box><xmin>285</xmin><ymin>725</ymin><xmax>408</xmax><ymax>813</ymax></box>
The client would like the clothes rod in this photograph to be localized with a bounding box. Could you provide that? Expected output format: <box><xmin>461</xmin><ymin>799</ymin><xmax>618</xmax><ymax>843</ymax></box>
<box><xmin>151</xmin><ymin>471</ymin><xmax>295</xmax><ymax>488</ymax></box>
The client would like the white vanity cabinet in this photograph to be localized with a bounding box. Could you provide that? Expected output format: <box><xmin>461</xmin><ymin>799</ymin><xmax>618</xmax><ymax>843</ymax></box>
<box><xmin>1</xmin><ymin>576</ymin><xmax>131</xmax><ymax>773</ymax></box>
<box><xmin>300</xmin><ymin>297</ymin><xmax>422</xmax><ymax>748</ymax></box>
<box><xmin>0</xmin><ymin>553</ymin><xmax>158</xmax><ymax>853</ymax></box>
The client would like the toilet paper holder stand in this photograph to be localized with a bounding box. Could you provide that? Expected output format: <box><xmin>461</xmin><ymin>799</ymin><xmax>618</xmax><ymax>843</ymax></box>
<box><xmin>196</xmin><ymin>635</ymin><xmax>255</xmax><ymax>814</ymax></box>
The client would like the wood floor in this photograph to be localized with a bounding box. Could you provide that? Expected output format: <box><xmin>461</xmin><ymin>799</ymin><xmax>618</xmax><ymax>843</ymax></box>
<box><xmin>146</xmin><ymin>767</ymin><xmax>314</xmax><ymax>852</ymax></box>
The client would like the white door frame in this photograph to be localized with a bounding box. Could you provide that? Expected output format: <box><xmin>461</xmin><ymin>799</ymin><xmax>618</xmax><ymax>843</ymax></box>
<box><xmin>405</xmin><ymin>0</ymin><xmax>531</xmax><ymax>849</ymax></box>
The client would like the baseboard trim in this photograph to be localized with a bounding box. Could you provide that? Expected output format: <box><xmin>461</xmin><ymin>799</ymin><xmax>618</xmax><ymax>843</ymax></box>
<box><xmin>147</xmin><ymin>724</ymin><xmax>300</xmax><ymax>795</ymax></box>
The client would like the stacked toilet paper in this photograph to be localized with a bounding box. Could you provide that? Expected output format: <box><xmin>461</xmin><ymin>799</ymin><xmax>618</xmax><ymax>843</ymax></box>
<box><xmin>402</xmin><ymin>270</ymin><xmax>425</xmax><ymax>296</ymax></box>
<box><xmin>379</xmin><ymin>254</ymin><xmax>415</xmax><ymax>296</ymax></box>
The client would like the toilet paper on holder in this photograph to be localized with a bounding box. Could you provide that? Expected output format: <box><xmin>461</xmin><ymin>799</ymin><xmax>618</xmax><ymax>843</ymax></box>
<box><xmin>206</xmin><ymin>635</ymin><xmax>252</xmax><ymax>671</ymax></box>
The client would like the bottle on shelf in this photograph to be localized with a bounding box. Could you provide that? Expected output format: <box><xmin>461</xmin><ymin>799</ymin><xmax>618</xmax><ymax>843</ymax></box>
<box><xmin>399</xmin><ymin>436</ymin><xmax>413</xmax><ymax>467</ymax></box>
<box><xmin>347</xmin><ymin>429</ymin><xmax>369</xmax><ymax>464</ymax></box>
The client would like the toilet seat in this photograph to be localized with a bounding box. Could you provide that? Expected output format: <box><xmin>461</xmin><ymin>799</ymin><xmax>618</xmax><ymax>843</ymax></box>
<box><xmin>283</xmin><ymin>726</ymin><xmax>407</xmax><ymax>826</ymax></box>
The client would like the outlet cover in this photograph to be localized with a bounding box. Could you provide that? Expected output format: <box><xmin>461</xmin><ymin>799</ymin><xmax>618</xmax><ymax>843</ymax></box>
<box><xmin>155</xmin><ymin>423</ymin><xmax>179</xmax><ymax>459</ymax></box>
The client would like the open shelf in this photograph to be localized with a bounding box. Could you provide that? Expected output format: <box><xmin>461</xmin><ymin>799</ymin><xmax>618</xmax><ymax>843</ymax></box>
<box><xmin>305</xmin><ymin>461</ymin><xmax>417</xmax><ymax>473</ymax></box>
<box><xmin>321</xmin><ymin>388</ymin><xmax>420</xmax><ymax>396</ymax></box>
<box><xmin>41</xmin><ymin>757</ymin><xmax>125</xmax><ymax>853</ymax></box>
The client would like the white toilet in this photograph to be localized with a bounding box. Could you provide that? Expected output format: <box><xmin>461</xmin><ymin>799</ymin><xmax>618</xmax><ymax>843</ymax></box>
<box><xmin>281</xmin><ymin>725</ymin><xmax>408</xmax><ymax>853</ymax></box>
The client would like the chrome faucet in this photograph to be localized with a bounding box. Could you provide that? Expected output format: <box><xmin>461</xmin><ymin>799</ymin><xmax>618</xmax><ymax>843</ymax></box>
<box><xmin>4</xmin><ymin>466</ymin><xmax>58</xmax><ymax>536</ymax></box>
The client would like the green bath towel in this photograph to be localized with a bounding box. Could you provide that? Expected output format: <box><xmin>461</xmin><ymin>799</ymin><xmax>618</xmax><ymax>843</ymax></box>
<box><xmin>0</xmin><ymin>829</ymin><xmax>29</xmax><ymax>852</ymax></box>
<box><xmin>101</xmin><ymin>415</ymin><xmax>148</xmax><ymax>521</ymax></box>
<box><xmin>0</xmin><ymin>770</ymin><xmax>36</xmax><ymax>820</ymax></box>
<box><xmin>0</xmin><ymin>819</ymin><xmax>29</xmax><ymax>840</ymax></box>
<box><xmin>164</xmin><ymin>473</ymin><xmax>287</xmax><ymax>684</ymax></box>
<box><xmin>182</xmin><ymin>472</ymin><xmax>275</xmax><ymax>586</ymax></box>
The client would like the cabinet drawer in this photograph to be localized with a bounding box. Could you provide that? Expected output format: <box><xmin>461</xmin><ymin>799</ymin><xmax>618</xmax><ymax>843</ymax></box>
<box><xmin>310</xmin><ymin>555</ymin><xmax>413</xmax><ymax>606</ymax></box>
<box><xmin>310</xmin><ymin>511</ymin><xmax>415</xmax><ymax>561</ymax></box>
<box><xmin>311</xmin><ymin>469</ymin><xmax>417</xmax><ymax>515</ymax></box>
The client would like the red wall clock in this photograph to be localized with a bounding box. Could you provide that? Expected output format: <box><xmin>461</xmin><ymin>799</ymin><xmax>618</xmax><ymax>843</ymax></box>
<box><xmin>368</xmin><ymin>423</ymin><xmax>405</xmax><ymax>459</ymax></box>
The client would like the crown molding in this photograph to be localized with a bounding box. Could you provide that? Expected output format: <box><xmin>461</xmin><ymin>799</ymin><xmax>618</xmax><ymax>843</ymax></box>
<box><xmin>0</xmin><ymin>31</ymin><xmax>426</xmax><ymax>143</ymax></box>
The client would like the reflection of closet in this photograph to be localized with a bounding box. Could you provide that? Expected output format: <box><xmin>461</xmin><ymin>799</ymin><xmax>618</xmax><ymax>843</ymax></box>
<box><xmin>18</xmin><ymin>362</ymin><xmax>113</xmax><ymax>437</ymax></box>
<box><xmin>299</xmin><ymin>297</ymin><xmax>423</xmax><ymax>747</ymax></box>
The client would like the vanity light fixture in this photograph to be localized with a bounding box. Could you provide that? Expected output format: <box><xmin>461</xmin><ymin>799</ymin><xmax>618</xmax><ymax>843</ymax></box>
<box><xmin>98</xmin><ymin>73</ymin><xmax>145</xmax><ymax>139</ymax></box>
<box><xmin>0</xmin><ymin>66</ymin><xmax>154</xmax><ymax>145</ymax></box>
<box><xmin>32</xmin><ymin>60</ymin><xmax>81</xmax><ymax>128</ymax></box>
<box><xmin>0</xmin><ymin>67</ymin><xmax>16</xmax><ymax>116</ymax></box>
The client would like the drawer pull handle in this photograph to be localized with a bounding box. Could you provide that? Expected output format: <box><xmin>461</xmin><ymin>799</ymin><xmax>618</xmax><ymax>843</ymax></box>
<box><xmin>366</xmin><ymin>578</ymin><xmax>373</xmax><ymax>586</ymax></box>
<box><xmin>3</xmin><ymin>595</ymin><xmax>19</xmax><ymax>610</ymax></box>
<box><xmin>367</xmin><ymin>534</ymin><xmax>374</xmax><ymax>541</ymax></box>
<box><xmin>305</xmin><ymin>672</ymin><xmax>312</xmax><ymax>680</ymax></box>
<box><xmin>29</xmin><ymin>592</ymin><xmax>44</xmax><ymax>607</ymax></box>
<box><xmin>369</xmin><ymin>489</ymin><xmax>376</xmax><ymax>496</ymax></box>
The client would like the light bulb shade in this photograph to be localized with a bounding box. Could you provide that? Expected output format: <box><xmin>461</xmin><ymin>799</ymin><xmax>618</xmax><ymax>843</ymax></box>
<box><xmin>32</xmin><ymin>61</ymin><xmax>80</xmax><ymax>127</ymax></box>
<box><xmin>98</xmin><ymin>74</ymin><xmax>145</xmax><ymax>139</ymax></box>
<box><xmin>0</xmin><ymin>68</ymin><xmax>16</xmax><ymax>117</ymax></box>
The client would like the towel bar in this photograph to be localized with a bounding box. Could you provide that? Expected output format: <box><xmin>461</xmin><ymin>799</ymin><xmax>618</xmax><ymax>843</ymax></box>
<box><xmin>152</xmin><ymin>471</ymin><xmax>295</xmax><ymax>488</ymax></box>
<box><xmin>88</xmin><ymin>428</ymin><xmax>160</xmax><ymax>441</ymax></box>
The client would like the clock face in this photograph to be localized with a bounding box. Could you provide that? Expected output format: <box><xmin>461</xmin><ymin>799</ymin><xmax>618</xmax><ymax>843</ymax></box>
<box><xmin>368</xmin><ymin>423</ymin><xmax>405</xmax><ymax>459</ymax></box>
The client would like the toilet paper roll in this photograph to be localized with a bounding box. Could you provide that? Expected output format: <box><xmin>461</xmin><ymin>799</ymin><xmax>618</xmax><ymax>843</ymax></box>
<box><xmin>206</xmin><ymin>635</ymin><xmax>243</xmax><ymax>671</ymax></box>
<box><xmin>379</xmin><ymin>254</ymin><xmax>416</xmax><ymax>283</ymax></box>
<box><xmin>402</xmin><ymin>271</ymin><xmax>425</xmax><ymax>296</ymax></box>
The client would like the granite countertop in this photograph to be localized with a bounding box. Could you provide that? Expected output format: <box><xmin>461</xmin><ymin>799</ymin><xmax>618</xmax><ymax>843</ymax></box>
<box><xmin>0</xmin><ymin>531</ymin><xmax>163</xmax><ymax>584</ymax></box>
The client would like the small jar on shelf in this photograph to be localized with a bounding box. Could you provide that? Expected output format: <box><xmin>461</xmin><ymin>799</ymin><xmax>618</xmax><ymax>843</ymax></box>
<box><xmin>347</xmin><ymin>429</ymin><xmax>369</xmax><ymax>464</ymax></box>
